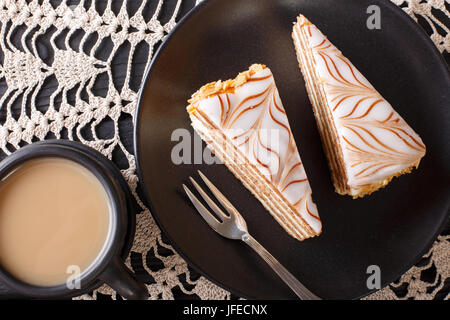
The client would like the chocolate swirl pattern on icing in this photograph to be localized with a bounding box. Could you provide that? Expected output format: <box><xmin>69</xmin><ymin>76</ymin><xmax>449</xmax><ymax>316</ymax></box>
<box><xmin>191</xmin><ymin>67</ymin><xmax>321</xmax><ymax>234</ymax></box>
<box><xmin>293</xmin><ymin>16</ymin><xmax>426</xmax><ymax>191</ymax></box>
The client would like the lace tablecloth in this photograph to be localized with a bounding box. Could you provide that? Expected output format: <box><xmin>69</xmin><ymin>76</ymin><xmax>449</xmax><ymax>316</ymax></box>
<box><xmin>0</xmin><ymin>0</ymin><xmax>448</xmax><ymax>300</ymax></box>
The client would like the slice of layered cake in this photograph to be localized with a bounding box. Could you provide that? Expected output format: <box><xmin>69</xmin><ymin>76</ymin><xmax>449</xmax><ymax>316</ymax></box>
<box><xmin>187</xmin><ymin>64</ymin><xmax>321</xmax><ymax>240</ymax></box>
<box><xmin>292</xmin><ymin>15</ymin><xmax>426</xmax><ymax>198</ymax></box>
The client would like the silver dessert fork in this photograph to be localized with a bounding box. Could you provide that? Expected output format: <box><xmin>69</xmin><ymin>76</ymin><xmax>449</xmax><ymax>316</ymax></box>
<box><xmin>182</xmin><ymin>170</ymin><xmax>321</xmax><ymax>300</ymax></box>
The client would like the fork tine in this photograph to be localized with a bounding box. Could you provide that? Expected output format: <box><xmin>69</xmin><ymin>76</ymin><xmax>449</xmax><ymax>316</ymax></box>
<box><xmin>197</xmin><ymin>170</ymin><xmax>242</xmax><ymax>218</ymax></box>
<box><xmin>189</xmin><ymin>177</ymin><xmax>229</xmax><ymax>220</ymax></box>
<box><xmin>182</xmin><ymin>184</ymin><xmax>221</xmax><ymax>230</ymax></box>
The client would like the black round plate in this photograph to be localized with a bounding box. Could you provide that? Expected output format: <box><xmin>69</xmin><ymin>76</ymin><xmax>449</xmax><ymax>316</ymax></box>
<box><xmin>134</xmin><ymin>0</ymin><xmax>450</xmax><ymax>299</ymax></box>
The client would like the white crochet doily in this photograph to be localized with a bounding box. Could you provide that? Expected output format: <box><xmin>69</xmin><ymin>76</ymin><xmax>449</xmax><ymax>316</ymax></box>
<box><xmin>0</xmin><ymin>0</ymin><xmax>447</xmax><ymax>300</ymax></box>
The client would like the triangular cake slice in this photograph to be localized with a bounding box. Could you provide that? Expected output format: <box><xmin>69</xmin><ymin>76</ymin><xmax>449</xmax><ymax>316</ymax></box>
<box><xmin>187</xmin><ymin>64</ymin><xmax>321</xmax><ymax>240</ymax></box>
<box><xmin>292</xmin><ymin>15</ymin><xmax>426</xmax><ymax>198</ymax></box>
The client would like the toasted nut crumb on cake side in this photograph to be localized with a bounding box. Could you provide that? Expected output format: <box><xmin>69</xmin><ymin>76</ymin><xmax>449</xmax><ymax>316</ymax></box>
<box><xmin>187</xmin><ymin>64</ymin><xmax>266</xmax><ymax>106</ymax></box>
<box><xmin>346</xmin><ymin>161</ymin><xmax>421</xmax><ymax>198</ymax></box>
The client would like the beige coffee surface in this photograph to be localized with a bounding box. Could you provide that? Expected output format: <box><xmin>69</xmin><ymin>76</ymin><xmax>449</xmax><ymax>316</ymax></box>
<box><xmin>0</xmin><ymin>158</ymin><xmax>110</xmax><ymax>287</ymax></box>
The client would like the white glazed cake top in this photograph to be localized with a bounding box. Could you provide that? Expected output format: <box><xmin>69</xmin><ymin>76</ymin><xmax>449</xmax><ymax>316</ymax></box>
<box><xmin>293</xmin><ymin>16</ymin><xmax>426</xmax><ymax>190</ymax></box>
<box><xmin>192</xmin><ymin>67</ymin><xmax>321</xmax><ymax>233</ymax></box>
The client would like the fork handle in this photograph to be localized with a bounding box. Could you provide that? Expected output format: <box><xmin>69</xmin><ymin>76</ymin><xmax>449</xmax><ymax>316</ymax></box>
<box><xmin>242</xmin><ymin>233</ymin><xmax>321</xmax><ymax>300</ymax></box>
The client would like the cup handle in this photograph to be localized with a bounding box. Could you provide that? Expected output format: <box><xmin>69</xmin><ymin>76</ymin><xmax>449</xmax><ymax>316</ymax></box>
<box><xmin>99</xmin><ymin>257</ymin><xmax>148</xmax><ymax>300</ymax></box>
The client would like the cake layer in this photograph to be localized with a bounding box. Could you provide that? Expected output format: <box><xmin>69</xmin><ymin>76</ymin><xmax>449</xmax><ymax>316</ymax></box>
<box><xmin>293</xmin><ymin>25</ymin><xmax>349</xmax><ymax>195</ymax></box>
<box><xmin>292</xmin><ymin>15</ymin><xmax>426</xmax><ymax>197</ymax></box>
<box><xmin>187</xmin><ymin>64</ymin><xmax>321</xmax><ymax>240</ymax></box>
